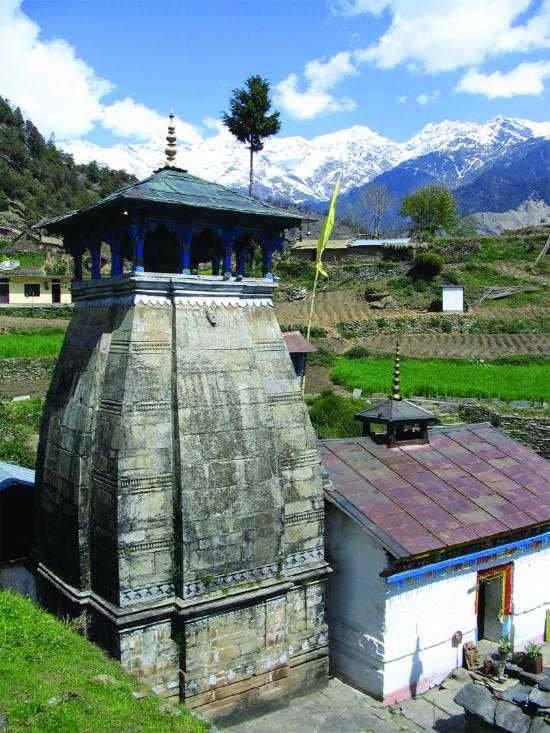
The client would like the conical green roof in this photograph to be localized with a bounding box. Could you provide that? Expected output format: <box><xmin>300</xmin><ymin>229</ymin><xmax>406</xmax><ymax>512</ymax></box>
<box><xmin>34</xmin><ymin>166</ymin><xmax>302</xmax><ymax>233</ymax></box>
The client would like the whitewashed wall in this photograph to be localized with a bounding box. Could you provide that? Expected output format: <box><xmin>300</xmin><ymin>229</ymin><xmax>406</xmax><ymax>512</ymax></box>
<box><xmin>511</xmin><ymin>546</ymin><xmax>550</xmax><ymax>649</ymax></box>
<box><xmin>325</xmin><ymin>501</ymin><xmax>550</xmax><ymax>705</ymax></box>
<box><xmin>326</xmin><ymin>505</ymin><xmax>388</xmax><ymax>699</ymax></box>
<box><xmin>382</xmin><ymin>543</ymin><xmax>550</xmax><ymax>704</ymax></box>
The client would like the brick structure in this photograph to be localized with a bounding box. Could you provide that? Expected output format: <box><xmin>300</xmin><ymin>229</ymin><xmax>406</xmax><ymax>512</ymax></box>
<box><xmin>33</xmin><ymin>125</ymin><xmax>328</xmax><ymax>722</ymax></box>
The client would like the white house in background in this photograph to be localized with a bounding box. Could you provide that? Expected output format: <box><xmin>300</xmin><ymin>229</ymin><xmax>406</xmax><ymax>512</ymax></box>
<box><xmin>0</xmin><ymin>263</ymin><xmax>71</xmax><ymax>305</ymax></box>
<box><xmin>442</xmin><ymin>285</ymin><xmax>464</xmax><ymax>312</ymax></box>
<box><xmin>322</xmin><ymin>389</ymin><xmax>550</xmax><ymax>705</ymax></box>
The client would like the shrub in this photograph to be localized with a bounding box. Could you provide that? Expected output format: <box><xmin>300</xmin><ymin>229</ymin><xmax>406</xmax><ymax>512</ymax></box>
<box><xmin>410</xmin><ymin>252</ymin><xmax>444</xmax><ymax>280</ymax></box>
<box><xmin>308</xmin><ymin>347</ymin><xmax>338</xmax><ymax>368</ymax></box>
<box><xmin>280</xmin><ymin>324</ymin><xmax>328</xmax><ymax>338</ymax></box>
<box><xmin>308</xmin><ymin>391</ymin><xmax>364</xmax><ymax>438</ymax></box>
<box><xmin>382</xmin><ymin>243</ymin><xmax>414</xmax><ymax>261</ymax></box>
<box><xmin>345</xmin><ymin>346</ymin><xmax>370</xmax><ymax>359</ymax></box>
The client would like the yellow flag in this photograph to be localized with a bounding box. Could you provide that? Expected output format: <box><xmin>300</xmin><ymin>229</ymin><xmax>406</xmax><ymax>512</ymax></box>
<box><xmin>315</xmin><ymin>173</ymin><xmax>341</xmax><ymax>277</ymax></box>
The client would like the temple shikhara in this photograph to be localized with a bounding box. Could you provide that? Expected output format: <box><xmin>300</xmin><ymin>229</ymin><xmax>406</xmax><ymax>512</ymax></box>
<box><xmin>0</xmin><ymin>114</ymin><xmax>548</xmax><ymax>727</ymax></box>
<box><xmin>30</xmin><ymin>117</ymin><xmax>329</xmax><ymax>721</ymax></box>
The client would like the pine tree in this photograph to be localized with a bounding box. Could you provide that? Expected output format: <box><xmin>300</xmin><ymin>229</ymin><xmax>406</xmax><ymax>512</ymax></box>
<box><xmin>222</xmin><ymin>75</ymin><xmax>281</xmax><ymax>197</ymax></box>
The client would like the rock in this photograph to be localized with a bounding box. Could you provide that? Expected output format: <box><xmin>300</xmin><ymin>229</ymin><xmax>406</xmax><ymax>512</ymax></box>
<box><xmin>494</xmin><ymin>700</ymin><xmax>531</xmax><ymax>733</ymax></box>
<box><xmin>454</xmin><ymin>683</ymin><xmax>496</xmax><ymax>724</ymax></box>
<box><xmin>529</xmin><ymin>688</ymin><xmax>550</xmax><ymax>708</ymax></box>
<box><xmin>352</xmin><ymin>388</ymin><xmax>363</xmax><ymax>398</ymax></box>
<box><xmin>131</xmin><ymin>691</ymin><xmax>148</xmax><ymax>699</ymax></box>
<box><xmin>528</xmin><ymin>717</ymin><xmax>550</xmax><ymax>732</ymax></box>
<box><xmin>92</xmin><ymin>674</ymin><xmax>118</xmax><ymax>686</ymax></box>
<box><xmin>159</xmin><ymin>703</ymin><xmax>182</xmax><ymax>716</ymax></box>
<box><xmin>371</xmin><ymin>295</ymin><xmax>399</xmax><ymax>310</ymax></box>
<box><xmin>538</xmin><ymin>675</ymin><xmax>550</xmax><ymax>692</ymax></box>
<box><xmin>502</xmin><ymin>683</ymin><xmax>531</xmax><ymax>705</ymax></box>
<box><xmin>11</xmin><ymin>394</ymin><xmax>31</xmax><ymax>401</ymax></box>
<box><xmin>46</xmin><ymin>691</ymin><xmax>78</xmax><ymax>706</ymax></box>
<box><xmin>0</xmin><ymin>714</ymin><xmax>7</xmax><ymax>729</ymax></box>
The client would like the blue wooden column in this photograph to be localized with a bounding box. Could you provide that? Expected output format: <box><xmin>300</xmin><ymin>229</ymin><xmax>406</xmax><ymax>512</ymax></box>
<box><xmin>177</xmin><ymin>224</ymin><xmax>195</xmax><ymax>274</ymax></box>
<box><xmin>129</xmin><ymin>217</ymin><xmax>145</xmax><ymax>273</ymax></box>
<box><xmin>236</xmin><ymin>246</ymin><xmax>246</xmax><ymax>277</ymax></box>
<box><xmin>73</xmin><ymin>248</ymin><xmax>83</xmax><ymax>281</ymax></box>
<box><xmin>90</xmin><ymin>243</ymin><xmax>101</xmax><ymax>280</ymax></box>
<box><xmin>221</xmin><ymin>227</ymin><xmax>236</xmax><ymax>275</ymax></box>
<box><xmin>261</xmin><ymin>232</ymin><xmax>283</xmax><ymax>280</ymax></box>
<box><xmin>105</xmin><ymin>228</ymin><xmax>123</xmax><ymax>277</ymax></box>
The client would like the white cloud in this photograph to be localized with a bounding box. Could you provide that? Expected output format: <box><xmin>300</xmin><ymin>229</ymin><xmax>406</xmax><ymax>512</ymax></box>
<box><xmin>276</xmin><ymin>51</ymin><xmax>358</xmax><ymax>120</ymax></box>
<box><xmin>397</xmin><ymin>95</ymin><xmax>407</xmax><ymax>104</ymax></box>
<box><xmin>202</xmin><ymin>116</ymin><xmax>226</xmax><ymax>135</ymax></box>
<box><xmin>416</xmin><ymin>89</ymin><xmax>440</xmax><ymax>106</ymax></box>
<box><xmin>456</xmin><ymin>61</ymin><xmax>550</xmax><ymax>98</ymax></box>
<box><xmin>0</xmin><ymin>0</ymin><xmax>202</xmax><ymax>143</ymax></box>
<box><xmin>328</xmin><ymin>0</ymin><xmax>388</xmax><ymax>16</ymax></box>
<box><xmin>102</xmin><ymin>98</ymin><xmax>202</xmax><ymax>145</ymax></box>
<box><xmin>0</xmin><ymin>0</ymin><xmax>111</xmax><ymax>137</ymax></box>
<box><xmin>352</xmin><ymin>0</ymin><xmax>550</xmax><ymax>74</ymax></box>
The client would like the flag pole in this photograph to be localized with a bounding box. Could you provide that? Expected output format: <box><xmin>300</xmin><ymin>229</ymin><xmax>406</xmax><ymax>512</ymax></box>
<box><xmin>301</xmin><ymin>265</ymin><xmax>320</xmax><ymax>396</ymax></box>
<box><xmin>301</xmin><ymin>172</ymin><xmax>341</xmax><ymax>397</ymax></box>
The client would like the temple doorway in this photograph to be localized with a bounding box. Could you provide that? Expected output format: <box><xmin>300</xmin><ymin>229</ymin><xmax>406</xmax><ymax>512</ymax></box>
<box><xmin>144</xmin><ymin>225</ymin><xmax>180</xmax><ymax>273</ymax></box>
<box><xmin>477</xmin><ymin>564</ymin><xmax>512</xmax><ymax>642</ymax></box>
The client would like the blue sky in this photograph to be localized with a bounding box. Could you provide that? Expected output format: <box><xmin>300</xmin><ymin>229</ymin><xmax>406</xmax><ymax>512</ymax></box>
<box><xmin>1</xmin><ymin>0</ymin><xmax>549</xmax><ymax>147</ymax></box>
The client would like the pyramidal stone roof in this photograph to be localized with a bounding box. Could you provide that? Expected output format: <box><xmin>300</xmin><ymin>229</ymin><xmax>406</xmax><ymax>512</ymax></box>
<box><xmin>356</xmin><ymin>397</ymin><xmax>438</xmax><ymax>424</ymax></box>
<box><xmin>322</xmin><ymin>424</ymin><xmax>550</xmax><ymax>560</ymax></box>
<box><xmin>35</xmin><ymin>166</ymin><xmax>303</xmax><ymax>231</ymax></box>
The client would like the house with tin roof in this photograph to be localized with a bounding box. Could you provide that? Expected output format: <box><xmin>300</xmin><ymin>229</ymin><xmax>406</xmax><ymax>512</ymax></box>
<box><xmin>0</xmin><ymin>262</ymin><xmax>71</xmax><ymax>305</ymax></box>
<box><xmin>323</xmin><ymin>350</ymin><xmax>550</xmax><ymax>705</ymax></box>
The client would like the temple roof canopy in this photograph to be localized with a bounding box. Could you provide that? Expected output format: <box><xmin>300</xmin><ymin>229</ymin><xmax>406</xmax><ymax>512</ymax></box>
<box><xmin>33</xmin><ymin>166</ymin><xmax>303</xmax><ymax>234</ymax></box>
<box><xmin>355</xmin><ymin>398</ymin><xmax>438</xmax><ymax>425</ymax></box>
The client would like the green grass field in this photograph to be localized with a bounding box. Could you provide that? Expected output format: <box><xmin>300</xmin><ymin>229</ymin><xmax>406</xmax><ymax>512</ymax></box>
<box><xmin>0</xmin><ymin>330</ymin><xmax>65</xmax><ymax>359</ymax></box>
<box><xmin>0</xmin><ymin>591</ymin><xmax>205</xmax><ymax>733</ymax></box>
<box><xmin>0</xmin><ymin>397</ymin><xmax>43</xmax><ymax>467</ymax></box>
<box><xmin>331</xmin><ymin>355</ymin><xmax>550</xmax><ymax>402</ymax></box>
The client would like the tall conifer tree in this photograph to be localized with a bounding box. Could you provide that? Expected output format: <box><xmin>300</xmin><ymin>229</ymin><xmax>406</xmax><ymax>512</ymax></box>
<box><xmin>222</xmin><ymin>76</ymin><xmax>281</xmax><ymax>196</ymax></box>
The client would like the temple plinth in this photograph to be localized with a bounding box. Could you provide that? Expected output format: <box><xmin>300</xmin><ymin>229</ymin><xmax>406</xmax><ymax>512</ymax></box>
<box><xmin>32</xmin><ymin>119</ymin><xmax>328</xmax><ymax>722</ymax></box>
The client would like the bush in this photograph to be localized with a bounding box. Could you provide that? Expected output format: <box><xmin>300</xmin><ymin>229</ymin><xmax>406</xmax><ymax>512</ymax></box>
<box><xmin>410</xmin><ymin>252</ymin><xmax>444</xmax><ymax>280</ymax></box>
<box><xmin>280</xmin><ymin>323</ymin><xmax>328</xmax><ymax>338</ymax></box>
<box><xmin>382</xmin><ymin>243</ymin><xmax>414</xmax><ymax>261</ymax></box>
<box><xmin>308</xmin><ymin>346</ymin><xmax>338</xmax><ymax>368</ymax></box>
<box><xmin>308</xmin><ymin>391</ymin><xmax>364</xmax><ymax>438</ymax></box>
<box><xmin>345</xmin><ymin>346</ymin><xmax>370</xmax><ymax>359</ymax></box>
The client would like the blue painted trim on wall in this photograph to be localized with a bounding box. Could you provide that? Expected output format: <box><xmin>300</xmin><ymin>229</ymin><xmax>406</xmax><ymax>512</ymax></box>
<box><xmin>387</xmin><ymin>530</ymin><xmax>550</xmax><ymax>586</ymax></box>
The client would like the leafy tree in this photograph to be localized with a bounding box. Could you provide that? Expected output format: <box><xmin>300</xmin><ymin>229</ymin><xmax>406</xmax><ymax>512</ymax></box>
<box><xmin>222</xmin><ymin>75</ymin><xmax>280</xmax><ymax>196</ymax></box>
<box><xmin>0</xmin><ymin>95</ymin><xmax>136</xmax><ymax>226</ymax></box>
<box><xmin>400</xmin><ymin>184</ymin><xmax>457</xmax><ymax>236</ymax></box>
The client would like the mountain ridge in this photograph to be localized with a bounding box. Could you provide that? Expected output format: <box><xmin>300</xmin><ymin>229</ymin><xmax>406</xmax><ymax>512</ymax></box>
<box><xmin>61</xmin><ymin>116</ymin><xmax>550</xmax><ymax>210</ymax></box>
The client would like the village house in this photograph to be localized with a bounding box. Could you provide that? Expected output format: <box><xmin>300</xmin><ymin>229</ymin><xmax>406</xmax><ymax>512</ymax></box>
<box><xmin>291</xmin><ymin>236</ymin><xmax>411</xmax><ymax>262</ymax></box>
<box><xmin>0</xmin><ymin>263</ymin><xmax>71</xmax><ymax>305</ymax></box>
<box><xmin>324</xmin><ymin>351</ymin><xmax>550</xmax><ymax>705</ymax></box>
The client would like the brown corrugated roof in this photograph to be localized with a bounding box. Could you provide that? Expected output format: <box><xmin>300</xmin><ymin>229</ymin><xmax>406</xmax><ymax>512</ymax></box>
<box><xmin>282</xmin><ymin>331</ymin><xmax>318</xmax><ymax>354</ymax></box>
<box><xmin>322</xmin><ymin>424</ymin><xmax>550</xmax><ymax>560</ymax></box>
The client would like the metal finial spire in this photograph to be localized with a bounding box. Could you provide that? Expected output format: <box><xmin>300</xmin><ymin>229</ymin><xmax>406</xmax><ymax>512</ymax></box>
<box><xmin>165</xmin><ymin>111</ymin><xmax>177</xmax><ymax>166</ymax></box>
<box><xmin>391</xmin><ymin>339</ymin><xmax>402</xmax><ymax>401</ymax></box>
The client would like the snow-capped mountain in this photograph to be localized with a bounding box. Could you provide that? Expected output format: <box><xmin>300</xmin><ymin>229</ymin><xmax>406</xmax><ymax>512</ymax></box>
<box><xmin>61</xmin><ymin>116</ymin><xmax>550</xmax><ymax>209</ymax></box>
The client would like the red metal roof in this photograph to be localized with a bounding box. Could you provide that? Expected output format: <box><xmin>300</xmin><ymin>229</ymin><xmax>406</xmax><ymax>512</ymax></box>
<box><xmin>322</xmin><ymin>424</ymin><xmax>550</xmax><ymax>560</ymax></box>
<box><xmin>282</xmin><ymin>331</ymin><xmax>318</xmax><ymax>354</ymax></box>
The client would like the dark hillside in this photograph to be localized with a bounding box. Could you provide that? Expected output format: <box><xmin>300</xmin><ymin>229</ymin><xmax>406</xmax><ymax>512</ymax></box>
<box><xmin>0</xmin><ymin>96</ymin><xmax>136</xmax><ymax>229</ymax></box>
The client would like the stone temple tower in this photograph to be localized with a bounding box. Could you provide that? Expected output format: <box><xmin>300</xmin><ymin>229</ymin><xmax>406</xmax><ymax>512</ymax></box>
<box><xmin>32</xmin><ymin>120</ymin><xmax>328</xmax><ymax>722</ymax></box>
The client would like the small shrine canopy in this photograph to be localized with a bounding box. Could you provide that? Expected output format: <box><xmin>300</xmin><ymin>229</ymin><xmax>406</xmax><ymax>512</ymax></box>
<box><xmin>355</xmin><ymin>341</ymin><xmax>438</xmax><ymax>446</ymax></box>
<box><xmin>33</xmin><ymin>114</ymin><xmax>303</xmax><ymax>281</ymax></box>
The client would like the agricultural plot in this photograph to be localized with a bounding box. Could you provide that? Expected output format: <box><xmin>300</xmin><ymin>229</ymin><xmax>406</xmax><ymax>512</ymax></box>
<box><xmin>331</xmin><ymin>355</ymin><xmax>550</xmax><ymax>403</ymax></box>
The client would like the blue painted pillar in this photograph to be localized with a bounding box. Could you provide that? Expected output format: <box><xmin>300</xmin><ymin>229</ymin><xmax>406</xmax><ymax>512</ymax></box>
<box><xmin>90</xmin><ymin>244</ymin><xmax>101</xmax><ymax>280</ymax></box>
<box><xmin>130</xmin><ymin>219</ymin><xmax>145</xmax><ymax>273</ymax></box>
<box><xmin>261</xmin><ymin>234</ymin><xmax>274</xmax><ymax>279</ymax></box>
<box><xmin>73</xmin><ymin>248</ymin><xmax>83</xmax><ymax>282</ymax></box>
<box><xmin>236</xmin><ymin>247</ymin><xmax>246</xmax><ymax>277</ymax></box>
<box><xmin>179</xmin><ymin>225</ymin><xmax>194</xmax><ymax>274</ymax></box>
<box><xmin>111</xmin><ymin>241</ymin><xmax>123</xmax><ymax>277</ymax></box>
<box><xmin>223</xmin><ymin>229</ymin><xmax>234</xmax><ymax>275</ymax></box>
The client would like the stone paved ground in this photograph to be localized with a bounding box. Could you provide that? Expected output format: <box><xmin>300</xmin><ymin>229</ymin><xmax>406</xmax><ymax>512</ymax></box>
<box><xmin>224</xmin><ymin>647</ymin><xmax>550</xmax><ymax>733</ymax></box>
<box><xmin>222</xmin><ymin>673</ymin><xmax>469</xmax><ymax>733</ymax></box>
